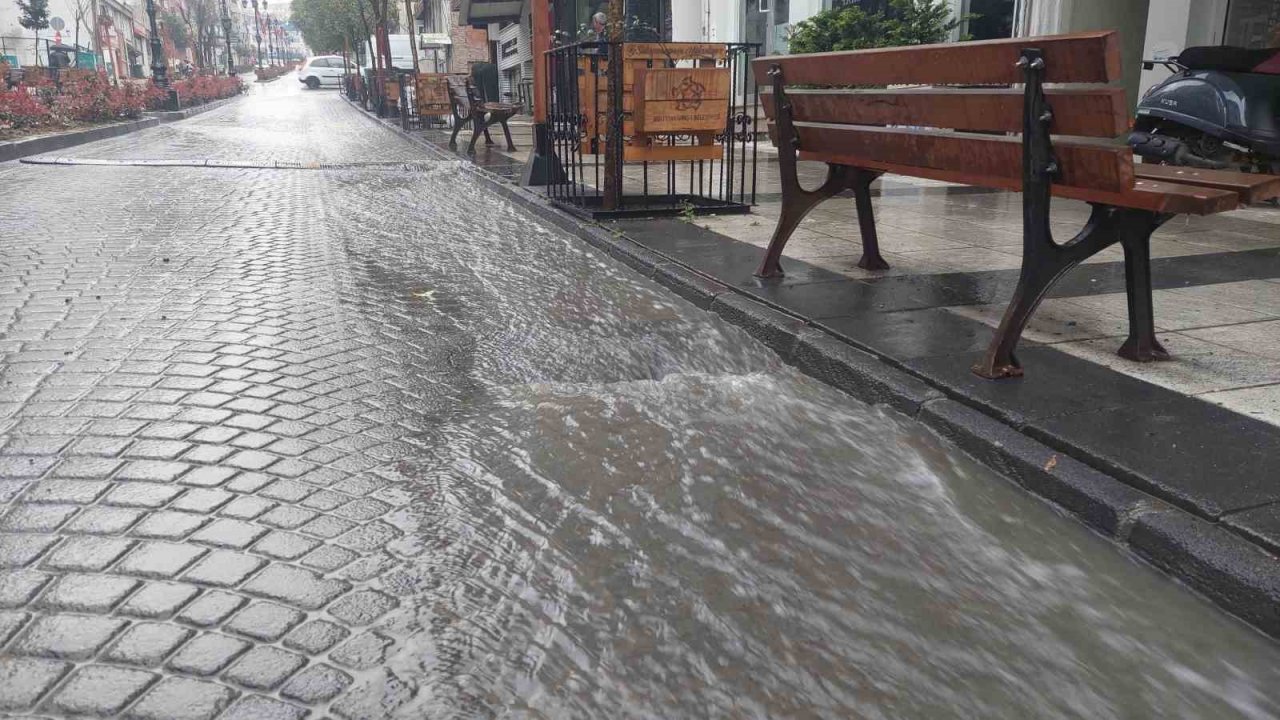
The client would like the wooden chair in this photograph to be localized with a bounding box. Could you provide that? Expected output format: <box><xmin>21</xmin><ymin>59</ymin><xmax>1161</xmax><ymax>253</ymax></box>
<box><xmin>447</xmin><ymin>75</ymin><xmax>519</xmax><ymax>154</ymax></box>
<box><xmin>756</xmin><ymin>32</ymin><xmax>1280</xmax><ymax>378</ymax></box>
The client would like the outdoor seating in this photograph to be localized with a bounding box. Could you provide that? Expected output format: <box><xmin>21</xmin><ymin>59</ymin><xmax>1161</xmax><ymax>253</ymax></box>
<box><xmin>447</xmin><ymin>74</ymin><xmax>519</xmax><ymax>154</ymax></box>
<box><xmin>756</xmin><ymin>31</ymin><xmax>1280</xmax><ymax>379</ymax></box>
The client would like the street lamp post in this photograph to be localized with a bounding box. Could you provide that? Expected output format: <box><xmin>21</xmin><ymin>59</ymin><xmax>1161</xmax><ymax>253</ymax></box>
<box><xmin>145</xmin><ymin>0</ymin><xmax>178</xmax><ymax>108</ymax></box>
<box><xmin>265</xmin><ymin>15</ymin><xmax>275</xmax><ymax>66</ymax></box>
<box><xmin>243</xmin><ymin>0</ymin><xmax>263</xmax><ymax>73</ymax></box>
<box><xmin>145</xmin><ymin>0</ymin><xmax>167</xmax><ymax>86</ymax></box>
<box><xmin>219</xmin><ymin>0</ymin><xmax>235</xmax><ymax>75</ymax></box>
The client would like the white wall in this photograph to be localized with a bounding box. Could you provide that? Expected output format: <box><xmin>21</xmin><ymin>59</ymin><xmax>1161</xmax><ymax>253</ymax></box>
<box><xmin>670</xmin><ymin>0</ymin><xmax>739</xmax><ymax>43</ymax></box>
<box><xmin>1134</xmin><ymin>0</ymin><xmax>1227</xmax><ymax>98</ymax></box>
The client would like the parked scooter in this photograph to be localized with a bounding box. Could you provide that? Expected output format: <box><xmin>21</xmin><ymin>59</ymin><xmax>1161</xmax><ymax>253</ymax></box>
<box><xmin>1128</xmin><ymin>46</ymin><xmax>1280</xmax><ymax>173</ymax></box>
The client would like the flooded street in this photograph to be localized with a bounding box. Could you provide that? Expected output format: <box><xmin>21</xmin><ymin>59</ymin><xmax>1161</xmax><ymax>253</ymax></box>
<box><xmin>1</xmin><ymin>82</ymin><xmax>1279</xmax><ymax>719</ymax></box>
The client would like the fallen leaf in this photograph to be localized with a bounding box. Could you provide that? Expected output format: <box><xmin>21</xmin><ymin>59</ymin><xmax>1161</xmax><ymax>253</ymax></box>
<box><xmin>1044</xmin><ymin>455</ymin><xmax>1058</xmax><ymax>472</ymax></box>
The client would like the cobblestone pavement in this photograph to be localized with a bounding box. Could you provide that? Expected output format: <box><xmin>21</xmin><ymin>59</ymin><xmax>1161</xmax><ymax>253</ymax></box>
<box><xmin>0</xmin><ymin>84</ymin><xmax>486</xmax><ymax>719</ymax></box>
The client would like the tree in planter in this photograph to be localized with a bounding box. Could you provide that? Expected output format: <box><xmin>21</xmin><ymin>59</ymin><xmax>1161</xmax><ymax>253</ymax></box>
<box><xmin>17</xmin><ymin>0</ymin><xmax>51</xmax><ymax>66</ymax></box>
<box><xmin>787</xmin><ymin>0</ymin><xmax>961</xmax><ymax>55</ymax></box>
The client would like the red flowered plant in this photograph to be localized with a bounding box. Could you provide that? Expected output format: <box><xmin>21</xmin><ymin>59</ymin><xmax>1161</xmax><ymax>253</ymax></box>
<box><xmin>0</xmin><ymin>85</ymin><xmax>53</xmax><ymax>129</ymax></box>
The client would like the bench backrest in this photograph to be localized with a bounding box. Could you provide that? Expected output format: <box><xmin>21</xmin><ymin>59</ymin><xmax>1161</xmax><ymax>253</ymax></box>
<box><xmin>755</xmin><ymin>31</ymin><xmax>1132</xmax><ymax>195</ymax></box>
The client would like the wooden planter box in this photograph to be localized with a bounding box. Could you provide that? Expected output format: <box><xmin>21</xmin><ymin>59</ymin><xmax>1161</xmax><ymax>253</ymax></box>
<box><xmin>576</xmin><ymin>42</ymin><xmax>731</xmax><ymax>162</ymax></box>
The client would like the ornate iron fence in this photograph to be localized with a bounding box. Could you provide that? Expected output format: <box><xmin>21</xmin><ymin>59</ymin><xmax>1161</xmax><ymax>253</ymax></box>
<box><xmin>544</xmin><ymin>41</ymin><xmax>760</xmax><ymax>220</ymax></box>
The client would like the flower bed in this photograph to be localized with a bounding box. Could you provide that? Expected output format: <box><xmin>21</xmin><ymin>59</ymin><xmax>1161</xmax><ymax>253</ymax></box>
<box><xmin>0</xmin><ymin>70</ymin><xmax>244</xmax><ymax>140</ymax></box>
<box><xmin>157</xmin><ymin>74</ymin><xmax>246</xmax><ymax>109</ymax></box>
<box><xmin>1</xmin><ymin>72</ymin><xmax>158</xmax><ymax>136</ymax></box>
<box><xmin>255</xmin><ymin>64</ymin><xmax>295</xmax><ymax>82</ymax></box>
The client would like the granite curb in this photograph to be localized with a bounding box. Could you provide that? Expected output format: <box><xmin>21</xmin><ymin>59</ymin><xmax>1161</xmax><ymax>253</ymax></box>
<box><xmin>1</xmin><ymin>118</ymin><xmax>159</xmax><ymax>163</ymax></box>
<box><xmin>348</xmin><ymin>98</ymin><xmax>1280</xmax><ymax>641</ymax></box>
<box><xmin>1</xmin><ymin>94</ymin><xmax>246</xmax><ymax>164</ymax></box>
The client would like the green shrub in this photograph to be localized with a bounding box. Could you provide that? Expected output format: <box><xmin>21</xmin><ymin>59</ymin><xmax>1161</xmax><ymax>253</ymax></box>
<box><xmin>787</xmin><ymin>0</ymin><xmax>962</xmax><ymax>54</ymax></box>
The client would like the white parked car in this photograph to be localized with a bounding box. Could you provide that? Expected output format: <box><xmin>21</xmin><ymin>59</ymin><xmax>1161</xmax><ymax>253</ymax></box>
<box><xmin>298</xmin><ymin>55</ymin><xmax>345</xmax><ymax>89</ymax></box>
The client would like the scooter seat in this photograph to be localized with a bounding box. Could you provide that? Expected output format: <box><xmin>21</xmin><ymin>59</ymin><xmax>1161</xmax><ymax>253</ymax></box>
<box><xmin>1178</xmin><ymin>45</ymin><xmax>1280</xmax><ymax>74</ymax></box>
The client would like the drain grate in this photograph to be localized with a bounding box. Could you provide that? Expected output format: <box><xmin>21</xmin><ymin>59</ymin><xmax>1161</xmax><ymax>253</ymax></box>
<box><xmin>20</xmin><ymin>157</ymin><xmax>452</xmax><ymax>171</ymax></box>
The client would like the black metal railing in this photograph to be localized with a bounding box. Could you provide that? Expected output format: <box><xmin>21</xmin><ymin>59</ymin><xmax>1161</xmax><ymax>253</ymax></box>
<box><xmin>544</xmin><ymin>41</ymin><xmax>760</xmax><ymax>220</ymax></box>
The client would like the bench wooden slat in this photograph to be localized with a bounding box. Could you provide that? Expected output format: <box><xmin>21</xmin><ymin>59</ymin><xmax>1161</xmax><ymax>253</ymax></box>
<box><xmin>1134</xmin><ymin>165</ymin><xmax>1280</xmax><ymax>204</ymax></box>
<box><xmin>752</xmin><ymin>31</ymin><xmax>1121</xmax><ymax>88</ymax></box>
<box><xmin>761</xmin><ymin>88</ymin><xmax>1128</xmax><ymax>138</ymax></box>
<box><xmin>795</xmin><ymin>151</ymin><xmax>1240</xmax><ymax>214</ymax></box>
<box><xmin>778</xmin><ymin>122</ymin><xmax>1134</xmax><ymax>194</ymax></box>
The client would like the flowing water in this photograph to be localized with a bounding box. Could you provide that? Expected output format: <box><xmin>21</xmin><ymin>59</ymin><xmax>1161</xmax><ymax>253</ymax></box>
<box><xmin>318</xmin><ymin>160</ymin><xmax>1280</xmax><ymax>719</ymax></box>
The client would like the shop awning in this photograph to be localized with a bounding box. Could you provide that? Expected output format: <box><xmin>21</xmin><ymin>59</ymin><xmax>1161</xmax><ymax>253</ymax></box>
<box><xmin>458</xmin><ymin>0</ymin><xmax>524</xmax><ymax>24</ymax></box>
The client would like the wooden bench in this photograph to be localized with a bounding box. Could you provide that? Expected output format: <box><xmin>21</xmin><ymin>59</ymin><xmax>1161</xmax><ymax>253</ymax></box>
<box><xmin>447</xmin><ymin>75</ymin><xmax>520</xmax><ymax>154</ymax></box>
<box><xmin>756</xmin><ymin>31</ymin><xmax>1280</xmax><ymax>378</ymax></box>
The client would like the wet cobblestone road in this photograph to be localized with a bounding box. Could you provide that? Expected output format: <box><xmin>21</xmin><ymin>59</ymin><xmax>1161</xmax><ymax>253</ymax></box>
<box><xmin>5</xmin><ymin>81</ymin><xmax>1280</xmax><ymax>720</ymax></box>
<box><xmin>0</xmin><ymin>85</ymin><xmax>480</xmax><ymax>719</ymax></box>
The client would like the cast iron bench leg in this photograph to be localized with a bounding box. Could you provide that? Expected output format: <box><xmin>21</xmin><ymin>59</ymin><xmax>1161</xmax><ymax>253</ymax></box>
<box><xmin>852</xmin><ymin>168</ymin><xmax>888</xmax><ymax>270</ymax></box>
<box><xmin>974</xmin><ymin>204</ymin><xmax>1121</xmax><ymax>379</ymax></box>
<box><xmin>757</xmin><ymin>163</ymin><xmax>857</xmax><ymax>278</ymax></box>
<box><xmin>1118</xmin><ymin>210</ymin><xmax>1174</xmax><ymax>362</ymax></box>
<box><xmin>468</xmin><ymin>111</ymin><xmax>486</xmax><ymax>154</ymax></box>
<box><xmin>449</xmin><ymin>114</ymin><xmax>464</xmax><ymax>149</ymax></box>
<box><xmin>499</xmin><ymin>116</ymin><xmax>516</xmax><ymax>151</ymax></box>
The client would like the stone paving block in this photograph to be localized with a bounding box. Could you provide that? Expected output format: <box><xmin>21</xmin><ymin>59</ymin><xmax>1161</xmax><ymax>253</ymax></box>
<box><xmin>283</xmin><ymin>618</ymin><xmax>349</xmax><ymax>654</ymax></box>
<box><xmin>336</xmin><ymin>521</ymin><xmax>400</xmax><ymax>552</ymax></box>
<box><xmin>226</xmin><ymin>472</ymin><xmax>273</xmax><ymax>493</ymax></box>
<box><xmin>180</xmin><ymin>466</ymin><xmax>238</xmax><ymax>487</ymax></box>
<box><xmin>333</xmin><ymin>498</ymin><xmax>392</xmax><ymax>522</ymax></box>
<box><xmin>301</xmin><ymin>490</ymin><xmax>350</xmax><ymax>512</ymax></box>
<box><xmin>126</xmin><ymin>676</ymin><xmax>238</xmax><ymax>720</ymax></box>
<box><xmin>300</xmin><ymin>544</ymin><xmax>358</xmax><ymax>573</ymax></box>
<box><xmin>170</xmin><ymin>488</ymin><xmax>235</xmax><ymax>513</ymax></box>
<box><xmin>298</xmin><ymin>515</ymin><xmax>355</xmax><ymax>539</ymax></box>
<box><xmin>241</xmin><ymin>564</ymin><xmax>351</xmax><ymax>610</ymax></box>
<box><xmin>261</xmin><ymin>479</ymin><xmax>313</xmax><ymax>502</ymax></box>
<box><xmin>117</xmin><ymin>581</ymin><xmax>201</xmax><ymax>618</ymax></box>
<box><xmin>328</xmin><ymin>632</ymin><xmax>392</xmax><ymax>670</ymax></box>
<box><xmin>12</xmin><ymin>614</ymin><xmax>129</xmax><ymax>660</ymax></box>
<box><xmin>0</xmin><ymin>455</ymin><xmax>58</xmax><ymax>477</ymax></box>
<box><xmin>220</xmin><ymin>694</ymin><xmax>309</xmax><ymax>720</ymax></box>
<box><xmin>63</xmin><ymin>506</ymin><xmax>144</xmax><ymax>534</ymax></box>
<box><xmin>325</xmin><ymin>589</ymin><xmax>397</xmax><ymax>627</ymax></box>
<box><xmin>49</xmin><ymin>456</ymin><xmax>125</xmax><ymax>478</ymax></box>
<box><xmin>280</xmin><ymin>663</ymin><xmax>353</xmax><ymax>704</ymax></box>
<box><xmin>165</xmin><ymin>633</ymin><xmax>251</xmax><ymax>675</ymax></box>
<box><xmin>189</xmin><ymin>518</ymin><xmax>268</xmax><ymax>549</ymax></box>
<box><xmin>37</xmin><ymin>573</ymin><xmax>140</xmax><ymax>612</ymax></box>
<box><xmin>24</xmin><ymin>479</ymin><xmax>108</xmax><ymax>504</ymax></box>
<box><xmin>49</xmin><ymin>664</ymin><xmax>158</xmax><ymax>716</ymax></box>
<box><xmin>219</xmin><ymin>495</ymin><xmax>276</xmax><ymax>519</ymax></box>
<box><xmin>116</xmin><ymin>541</ymin><xmax>207</xmax><ymax>578</ymax></box>
<box><xmin>224</xmin><ymin>601</ymin><xmax>304</xmax><ymax>641</ymax></box>
<box><xmin>131</xmin><ymin>510</ymin><xmax>210</xmax><ymax>539</ymax></box>
<box><xmin>114</xmin><ymin>461</ymin><xmax>192</xmax><ymax>483</ymax></box>
<box><xmin>0</xmin><ymin>610</ymin><xmax>30</xmax><ymax>646</ymax></box>
<box><xmin>0</xmin><ymin>504</ymin><xmax>79</xmax><ymax>532</ymax></box>
<box><xmin>103</xmin><ymin>623</ymin><xmax>195</xmax><ymax>666</ymax></box>
<box><xmin>257</xmin><ymin>505</ymin><xmax>316</xmax><ymax>529</ymax></box>
<box><xmin>40</xmin><ymin>536</ymin><xmax>136</xmax><ymax>572</ymax></box>
<box><xmin>2</xmin><ymin>534</ymin><xmax>61</xmax><ymax>569</ymax></box>
<box><xmin>0</xmin><ymin>657</ymin><xmax>71</xmax><ymax>711</ymax></box>
<box><xmin>223</xmin><ymin>645</ymin><xmax>308</xmax><ymax>690</ymax></box>
<box><xmin>183</xmin><ymin>445</ymin><xmax>238</xmax><ymax>466</ymax></box>
<box><xmin>0</xmin><ymin>570</ymin><xmax>51</xmax><ymax>608</ymax></box>
<box><xmin>182</xmin><ymin>550</ymin><xmax>266</xmax><ymax>587</ymax></box>
<box><xmin>104</xmin><ymin>482</ymin><xmax>185</xmax><ymax>509</ymax></box>
<box><xmin>175</xmin><ymin>590</ymin><xmax>247</xmax><ymax>627</ymax></box>
<box><xmin>253</xmin><ymin>531</ymin><xmax>320</xmax><ymax>561</ymax></box>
